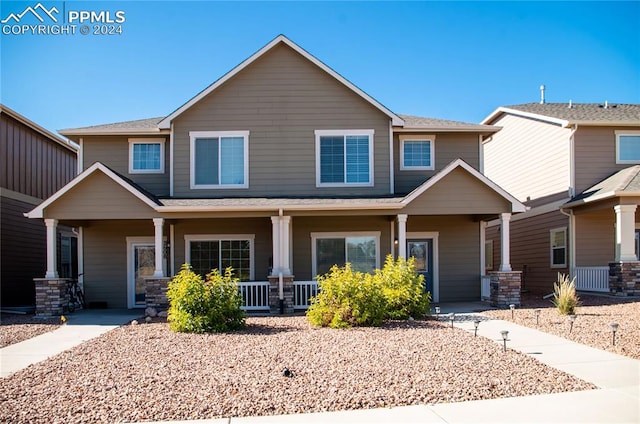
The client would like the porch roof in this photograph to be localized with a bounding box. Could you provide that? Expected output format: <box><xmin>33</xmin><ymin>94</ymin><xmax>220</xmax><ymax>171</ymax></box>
<box><xmin>564</xmin><ymin>165</ymin><xmax>640</xmax><ymax>208</ymax></box>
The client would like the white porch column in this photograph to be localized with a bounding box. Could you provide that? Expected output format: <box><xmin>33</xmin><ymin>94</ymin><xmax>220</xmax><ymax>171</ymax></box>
<box><xmin>271</xmin><ymin>216</ymin><xmax>281</xmax><ymax>275</ymax></box>
<box><xmin>153</xmin><ymin>218</ymin><xmax>165</xmax><ymax>277</ymax></box>
<box><xmin>44</xmin><ymin>218</ymin><xmax>58</xmax><ymax>278</ymax></box>
<box><xmin>397</xmin><ymin>214</ymin><xmax>408</xmax><ymax>259</ymax></box>
<box><xmin>280</xmin><ymin>216</ymin><xmax>292</xmax><ymax>275</ymax></box>
<box><xmin>615</xmin><ymin>204</ymin><xmax>638</xmax><ymax>261</ymax></box>
<box><xmin>499</xmin><ymin>213</ymin><xmax>512</xmax><ymax>272</ymax></box>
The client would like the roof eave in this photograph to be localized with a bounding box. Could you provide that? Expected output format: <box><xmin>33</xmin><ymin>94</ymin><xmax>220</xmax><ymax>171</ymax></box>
<box><xmin>1</xmin><ymin>104</ymin><xmax>78</xmax><ymax>153</ymax></box>
<box><xmin>481</xmin><ymin>107</ymin><xmax>569</xmax><ymax>127</ymax></box>
<box><xmin>157</xmin><ymin>202</ymin><xmax>404</xmax><ymax>213</ymax></box>
<box><xmin>59</xmin><ymin>128</ymin><xmax>169</xmax><ymax>136</ymax></box>
<box><xmin>394</xmin><ymin>125</ymin><xmax>501</xmax><ymax>134</ymax></box>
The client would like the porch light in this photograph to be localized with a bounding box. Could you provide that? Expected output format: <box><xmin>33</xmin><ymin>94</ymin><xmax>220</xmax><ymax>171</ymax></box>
<box><xmin>500</xmin><ymin>330</ymin><xmax>509</xmax><ymax>352</ymax></box>
<box><xmin>449</xmin><ymin>312</ymin><xmax>455</xmax><ymax>329</ymax></box>
<box><xmin>610</xmin><ymin>322</ymin><xmax>619</xmax><ymax>346</ymax></box>
<box><xmin>509</xmin><ymin>304</ymin><xmax>515</xmax><ymax>319</ymax></box>
<box><xmin>568</xmin><ymin>314</ymin><xmax>577</xmax><ymax>334</ymax></box>
<box><xmin>473</xmin><ymin>320</ymin><xmax>480</xmax><ymax>337</ymax></box>
<box><xmin>534</xmin><ymin>309</ymin><xmax>541</xmax><ymax>325</ymax></box>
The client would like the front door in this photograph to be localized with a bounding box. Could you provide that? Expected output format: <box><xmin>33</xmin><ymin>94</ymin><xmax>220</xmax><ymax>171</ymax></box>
<box><xmin>129</xmin><ymin>242</ymin><xmax>155</xmax><ymax>308</ymax></box>
<box><xmin>407</xmin><ymin>239</ymin><xmax>434</xmax><ymax>295</ymax></box>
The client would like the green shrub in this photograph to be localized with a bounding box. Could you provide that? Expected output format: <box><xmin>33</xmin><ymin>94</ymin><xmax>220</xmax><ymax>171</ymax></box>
<box><xmin>376</xmin><ymin>256</ymin><xmax>431</xmax><ymax>320</ymax></box>
<box><xmin>552</xmin><ymin>273</ymin><xmax>581</xmax><ymax>315</ymax></box>
<box><xmin>306</xmin><ymin>255</ymin><xmax>431</xmax><ymax>328</ymax></box>
<box><xmin>307</xmin><ymin>263</ymin><xmax>387</xmax><ymax>328</ymax></box>
<box><xmin>167</xmin><ymin>264</ymin><xmax>245</xmax><ymax>333</ymax></box>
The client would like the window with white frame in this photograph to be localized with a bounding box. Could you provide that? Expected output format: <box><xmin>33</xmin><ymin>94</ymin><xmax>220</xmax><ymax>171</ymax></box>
<box><xmin>190</xmin><ymin>131</ymin><xmax>249</xmax><ymax>188</ymax></box>
<box><xmin>400</xmin><ymin>138</ymin><xmax>434</xmax><ymax>170</ymax></box>
<box><xmin>312</xmin><ymin>232</ymin><xmax>380</xmax><ymax>277</ymax></box>
<box><xmin>616</xmin><ymin>131</ymin><xmax>640</xmax><ymax>164</ymax></box>
<box><xmin>185</xmin><ymin>235</ymin><xmax>254</xmax><ymax>281</ymax></box>
<box><xmin>129</xmin><ymin>138</ymin><xmax>165</xmax><ymax>173</ymax></box>
<box><xmin>315</xmin><ymin>130</ymin><xmax>374</xmax><ymax>186</ymax></box>
<box><xmin>550</xmin><ymin>227</ymin><xmax>567</xmax><ymax>268</ymax></box>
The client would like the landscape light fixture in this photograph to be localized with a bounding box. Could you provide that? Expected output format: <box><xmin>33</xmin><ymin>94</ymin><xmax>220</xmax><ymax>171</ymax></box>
<box><xmin>509</xmin><ymin>304</ymin><xmax>515</xmax><ymax>319</ymax></box>
<box><xmin>500</xmin><ymin>330</ymin><xmax>509</xmax><ymax>352</ymax></box>
<box><xmin>610</xmin><ymin>322</ymin><xmax>619</xmax><ymax>346</ymax></box>
<box><xmin>449</xmin><ymin>313</ymin><xmax>455</xmax><ymax>329</ymax></box>
<box><xmin>534</xmin><ymin>309</ymin><xmax>541</xmax><ymax>325</ymax></box>
<box><xmin>569</xmin><ymin>314</ymin><xmax>577</xmax><ymax>334</ymax></box>
<box><xmin>473</xmin><ymin>320</ymin><xmax>481</xmax><ymax>337</ymax></box>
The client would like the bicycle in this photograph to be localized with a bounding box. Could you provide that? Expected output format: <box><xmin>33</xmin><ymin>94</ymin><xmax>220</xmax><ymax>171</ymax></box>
<box><xmin>65</xmin><ymin>276</ymin><xmax>86</xmax><ymax>313</ymax></box>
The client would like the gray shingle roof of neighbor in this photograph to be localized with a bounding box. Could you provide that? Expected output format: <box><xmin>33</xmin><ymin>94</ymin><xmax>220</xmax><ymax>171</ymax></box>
<box><xmin>566</xmin><ymin>165</ymin><xmax>640</xmax><ymax>206</ymax></box>
<box><xmin>398</xmin><ymin>114</ymin><xmax>500</xmax><ymax>132</ymax></box>
<box><xmin>501</xmin><ymin>103</ymin><xmax>640</xmax><ymax>124</ymax></box>
<box><xmin>59</xmin><ymin>117</ymin><xmax>165</xmax><ymax>134</ymax></box>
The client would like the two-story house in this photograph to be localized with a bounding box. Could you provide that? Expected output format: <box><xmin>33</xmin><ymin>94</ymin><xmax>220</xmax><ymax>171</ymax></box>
<box><xmin>1</xmin><ymin>104</ymin><xmax>78</xmax><ymax>308</ymax></box>
<box><xmin>27</xmin><ymin>36</ymin><xmax>525</xmax><ymax>313</ymax></box>
<box><xmin>482</xmin><ymin>102</ymin><xmax>640</xmax><ymax>296</ymax></box>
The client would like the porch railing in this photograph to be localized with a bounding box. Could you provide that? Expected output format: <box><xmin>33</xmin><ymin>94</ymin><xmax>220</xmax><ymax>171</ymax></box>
<box><xmin>237</xmin><ymin>281</ymin><xmax>270</xmax><ymax>311</ymax></box>
<box><xmin>574</xmin><ymin>266</ymin><xmax>609</xmax><ymax>293</ymax></box>
<box><xmin>293</xmin><ymin>281</ymin><xmax>318</xmax><ymax>310</ymax></box>
<box><xmin>480</xmin><ymin>275</ymin><xmax>491</xmax><ymax>300</ymax></box>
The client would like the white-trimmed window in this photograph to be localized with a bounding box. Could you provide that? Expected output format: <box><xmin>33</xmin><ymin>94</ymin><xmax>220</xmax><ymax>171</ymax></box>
<box><xmin>616</xmin><ymin>131</ymin><xmax>640</xmax><ymax>164</ymax></box>
<box><xmin>315</xmin><ymin>129</ymin><xmax>374</xmax><ymax>187</ymax></box>
<box><xmin>185</xmin><ymin>234</ymin><xmax>254</xmax><ymax>281</ymax></box>
<box><xmin>190</xmin><ymin>131</ymin><xmax>249</xmax><ymax>189</ymax></box>
<box><xmin>400</xmin><ymin>138</ymin><xmax>434</xmax><ymax>170</ymax></box>
<box><xmin>311</xmin><ymin>232</ymin><xmax>380</xmax><ymax>277</ymax></box>
<box><xmin>550</xmin><ymin>227</ymin><xmax>567</xmax><ymax>268</ymax></box>
<box><xmin>129</xmin><ymin>138</ymin><xmax>165</xmax><ymax>173</ymax></box>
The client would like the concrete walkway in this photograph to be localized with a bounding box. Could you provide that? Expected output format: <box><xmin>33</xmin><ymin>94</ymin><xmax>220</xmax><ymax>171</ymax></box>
<box><xmin>1</xmin><ymin>306</ymin><xmax>638</xmax><ymax>423</ymax></box>
<box><xmin>0</xmin><ymin>309</ymin><xmax>142</xmax><ymax>377</ymax></box>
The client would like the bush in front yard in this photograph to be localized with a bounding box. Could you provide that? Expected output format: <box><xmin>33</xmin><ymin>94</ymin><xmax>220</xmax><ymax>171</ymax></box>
<box><xmin>307</xmin><ymin>263</ymin><xmax>387</xmax><ymax>328</ymax></box>
<box><xmin>167</xmin><ymin>264</ymin><xmax>245</xmax><ymax>333</ymax></box>
<box><xmin>306</xmin><ymin>256</ymin><xmax>431</xmax><ymax>328</ymax></box>
<box><xmin>376</xmin><ymin>255</ymin><xmax>431</xmax><ymax>320</ymax></box>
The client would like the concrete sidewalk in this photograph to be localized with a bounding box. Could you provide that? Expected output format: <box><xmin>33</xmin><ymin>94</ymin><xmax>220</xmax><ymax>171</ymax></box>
<box><xmin>0</xmin><ymin>309</ymin><xmax>142</xmax><ymax>377</ymax></box>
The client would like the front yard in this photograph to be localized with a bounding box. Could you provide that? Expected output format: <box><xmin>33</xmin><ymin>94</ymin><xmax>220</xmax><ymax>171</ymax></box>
<box><xmin>0</xmin><ymin>316</ymin><xmax>595</xmax><ymax>423</ymax></box>
<box><xmin>0</xmin><ymin>313</ymin><xmax>60</xmax><ymax>348</ymax></box>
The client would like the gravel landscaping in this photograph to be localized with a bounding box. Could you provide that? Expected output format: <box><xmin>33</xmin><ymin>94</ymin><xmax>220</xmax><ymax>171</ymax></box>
<box><xmin>481</xmin><ymin>294</ymin><xmax>640</xmax><ymax>360</ymax></box>
<box><xmin>0</xmin><ymin>313</ymin><xmax>61</xmax><ymax>348</ymax></box>
<box><xmin>0</xmin><ymin>316</ymin><xmax>595</xmax><ymax>423</ymax></box>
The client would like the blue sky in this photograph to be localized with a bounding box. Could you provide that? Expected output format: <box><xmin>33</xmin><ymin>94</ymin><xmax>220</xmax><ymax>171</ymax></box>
<box><xmin>1</xmin><ymin>1</ymin><xmax>639</xmax><ymax>135</ymax></box>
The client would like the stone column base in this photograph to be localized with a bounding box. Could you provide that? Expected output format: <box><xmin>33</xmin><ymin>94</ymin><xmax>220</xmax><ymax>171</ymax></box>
<box><xmin>145</xmin><ymin>277</ymin><xmax>172</xmax><ymax>311</ymax></box>
<box><xmin>34</xmin><ymin>278</ymin><xmax>71</xmax><ymax>316</ymax></box>
<box><xmin>268</xmin><ymin>275</ymin><xmax>294</xmax><ymax>314</ymax></box>
<box><xmin>488</xmin><ymin>271</ymin><xmax>522</xmax><ymax>308</ymax></box>
<box><xmin>609</xmin><ymin>262</ymin><xmax>640</xmax><ymax>296</ymax></box>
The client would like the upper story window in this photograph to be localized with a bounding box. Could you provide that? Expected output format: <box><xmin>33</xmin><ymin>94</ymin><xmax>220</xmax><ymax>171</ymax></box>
<box><xmin>315</xmin><ymin>129</ymin><xmax>374</xmax><ymax>187</ymax></box>
<box><xmin>616</xmin><ymin>131</ymin><xmax>640</xmax><ymax>164</ymax></box>
<box><xmin>129</xmin><ymin>138</ymin><xmax>165</xmax><ymax>174</ymax></box>
<box><xmin>550</xmin><ymin>227</ymin><xmax>567</xmax><ymax>268</ymax></box>
<box><xmin>400</xmin><ymin>134</ymin><xmax>435</xmax><ymax>171</ymax></box>
<box><xmin>190</xmin><ymin>131</ymin><xmax>249</xmax><ymax>189</ymax></box>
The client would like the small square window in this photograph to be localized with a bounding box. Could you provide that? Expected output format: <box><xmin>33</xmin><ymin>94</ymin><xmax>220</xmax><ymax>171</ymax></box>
<box><xmin>616</xmin><ymin>132</ymin><xmax>640</xmax><ymax>164</ymax></box>
<box><xmin>129</xmin><ymin>139</ymin><xmax>165</xmax><ymax>173</ymax></box>
<box><xmin>400</xmin><ymin>135</ymin><xmax>435</xmax><ymax>171</ymax></box>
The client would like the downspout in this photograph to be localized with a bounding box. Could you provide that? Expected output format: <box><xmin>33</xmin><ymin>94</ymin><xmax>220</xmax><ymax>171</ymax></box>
<box><xmin>568</xmin><ymin>124</ymin><xmax>578</xmax><ymax>198</ymax></box>
<box><xmin>278</xmin><ymin>208</ymin><xmax>284</xmax><ymax>314</ymax></box>
<box><xmin>389</xmin><ymin>121</ymin><xmax>395</xmax><ymax>195</ymax></box>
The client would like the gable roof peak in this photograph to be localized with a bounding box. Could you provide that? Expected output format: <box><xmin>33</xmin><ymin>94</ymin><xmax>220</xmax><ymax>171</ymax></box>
<box><xmin>158</xmin><ymin>35</ymin><xmax>404</xmax><ymax>128</ymax></box>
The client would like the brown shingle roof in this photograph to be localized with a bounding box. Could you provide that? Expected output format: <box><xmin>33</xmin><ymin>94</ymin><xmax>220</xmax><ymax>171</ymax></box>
<box><xmin>398</xmin><ymin>114</ymin><xmax>500</xmax><ymax>132</ymax></box>
<box><xmin>59</xmin><ymin>117</ymin><xmax>165</xmax><ymax>135</ymax></box>
<box><xmin>501</xmin><ymin>103</ymin><xmax>640</xmax><ymax>125</ymax></box>
<box><xmin>565</xmin><ymin>165</ymin><xmax>640</xmax><ymax>207</ymax></box>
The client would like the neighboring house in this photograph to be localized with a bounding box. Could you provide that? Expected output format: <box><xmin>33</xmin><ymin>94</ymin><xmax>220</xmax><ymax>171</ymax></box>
<box><xmin>482</xmin><ymin>102</ymin><xmax>640</xmax><ymax>295</ymax></box>
<box><xmin>27</xmin><ymin>35</ymin><xmax>525</xmax><ymax>313</ymax></box>
<box><xmin>1</xmin><ymin>104</ymin><xmax>78</xmax><ymax>307</ymax></box>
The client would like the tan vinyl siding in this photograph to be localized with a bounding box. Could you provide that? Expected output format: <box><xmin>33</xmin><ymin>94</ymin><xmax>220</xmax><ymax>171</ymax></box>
<box><xmin>402</xmin><ymin>167</ymin><xmax>510</xmax><ymax>215</ymax></box>
<box><xmin>83</xmin><ymin>221</ymin><xmax>154</xmax><ymax>308</ymax></box>
<box><xmin>82</xmin><ymin>135</ymin><xmax>170</xmax><ymax>196</ymax></box>
<box><xmin>172</xmin><ymin>218</ymin><xmax>272</xmax><ymax>280</ymax></box>
<box><xmin>488</xmin><ymin>210</ymin><xmax>569</xmax><ymax>293</ymax></box>
<box><xmin>394</xmin><ymin>133</ymin><xmax>480</xmax><ymax>195</ymax></box>
<box><xmin>408</xmin><ymin>216</ymin><xmax>480</xmax><ymax>302</ymax></box>
<box><xmin>44</xmin><ymin>171</ymin><xmax>157</xmax><ymax>220</ymax></box>
<box><xmin>172</xmin><ymin>43</ymin><xmax>391</xmax><ymax>197</ymax></box>
<box><xmin>292</xmin><ymin>216</ymin><xmax>392</xmax><ymax>281</ymax></box>
<box><xmin>574</xmin><ymin>209</ymin><xmax>615</xmax><ymax>266</ymax></box>
<box><xmin>483</xmin><ymin>114</ymin><xmax>571</xmax><ymax>202</ymax></box>
<box><xmin>573</xmin><ymin>126</ymin><xmax>640</xmax><ymax>194</ymax></box>
<box><xmin>0</xmin><ymin>112</ymin><xmax>76</xmax><ymax>200</ymax></box>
